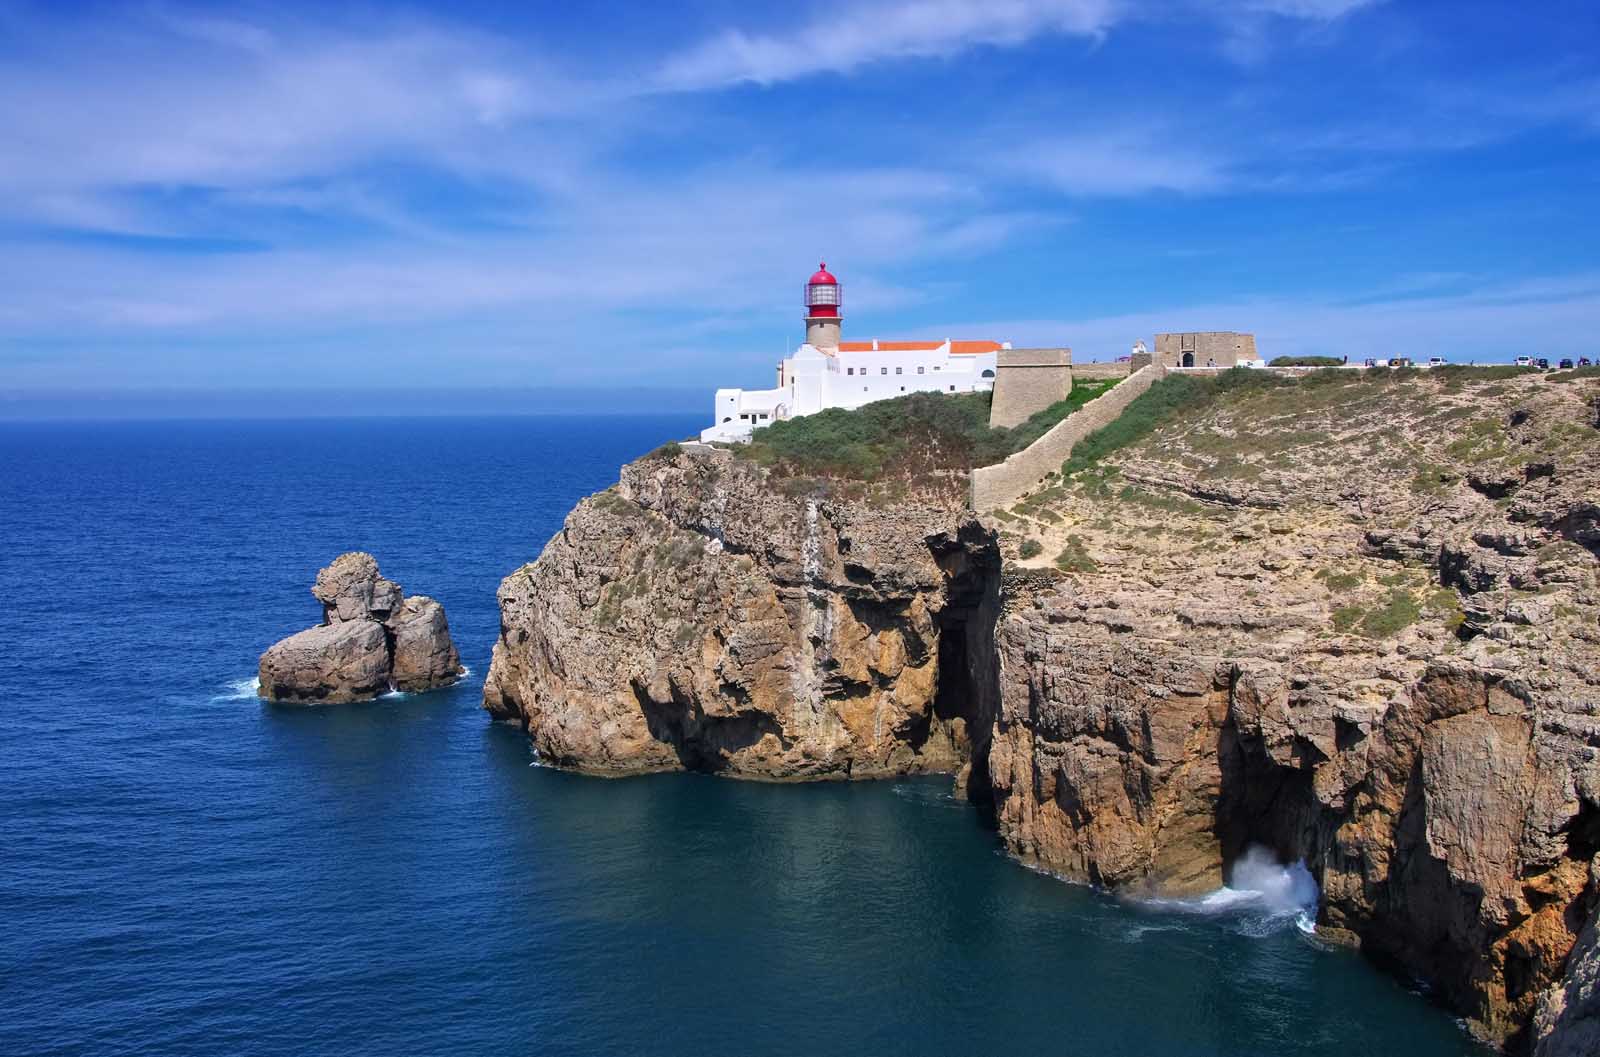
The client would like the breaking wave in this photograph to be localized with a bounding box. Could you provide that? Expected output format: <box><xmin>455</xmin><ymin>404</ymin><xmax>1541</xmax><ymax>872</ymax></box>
<box><xmin>1141</xmin><ymin>845</ymin><xmax>1320</xmax><ymax>937</ymax></box>
<box><xmin>215</xmin><ymin>677</ymin><xmax>261</xmax><ymax>701</ymax></box>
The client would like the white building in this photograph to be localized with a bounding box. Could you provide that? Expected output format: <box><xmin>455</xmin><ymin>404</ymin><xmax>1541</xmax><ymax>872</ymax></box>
<box><xmin>700</xmin><ymin>263</ymin><xmax>1007</xmax><ymax>443</ymax></box>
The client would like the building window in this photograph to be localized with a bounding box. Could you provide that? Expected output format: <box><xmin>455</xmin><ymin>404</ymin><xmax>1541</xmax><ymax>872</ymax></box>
<box><xmin>933</xmin><ymin>366</ymin><xmax>940</xmax><ymax>371</ymax></box>
<box><xmin>917</xmin><ymin>366</ymin><xmax>924</xmax><ymax>374</ymax></box>
<box><xmin>722</xmin><ymin>417</ymin><xmax>731</xmax><ymax>423</ymax></box>
<box><xmin>847</xmin><ymin>367</ymin><xmax>854</xmax><ymax>375</ymax></box>
<box><xmin>740</xmin><ymin>414</ymin><xmax>749</xmax><ymax>420</ymax></box>
<box><xmin>981</xmin><ymin>369</ymin><xmax>995</xmax><ymax>378</ymax></box>
<box><xmin>949</xmin><ymin>385</ymin><xmax>955</xmax><ymax>392</ymax></box>
<box><xmin>862</xmin><ymin>386</ymin><xmax>868</xmax><ymax>392</ymax></box>
<box><xmin>895</xmin><ymin>367</ymin><xmax>902</xmax><ymax>375</ymax></box>
<box><xmin>880</xmin><ymin>367</ymin><xmax>888</xmax><ymax>375</ymax></box>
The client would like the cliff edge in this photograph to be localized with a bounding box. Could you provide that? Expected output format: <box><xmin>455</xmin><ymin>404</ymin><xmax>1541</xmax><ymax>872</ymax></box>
<box><xmin>485</xmin><ymin>367</ymin><xmax>1600</xmax><ymax>1052</ymax></box>
<box><xmin>484</xmin><ymin>448</ymin><xmax>1000</xmax><ymax>779</ymax></box>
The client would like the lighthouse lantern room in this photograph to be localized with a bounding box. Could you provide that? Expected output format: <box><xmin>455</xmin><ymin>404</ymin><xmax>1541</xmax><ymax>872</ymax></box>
<box><xmin>804</xmin><ymin>262</ymin><xmax>842</xmax><ymax>349</ymax></box>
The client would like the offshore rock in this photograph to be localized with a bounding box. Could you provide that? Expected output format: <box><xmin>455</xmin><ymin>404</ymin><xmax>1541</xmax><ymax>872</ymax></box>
<box><xmin>259</xmin><ymin>551</ymin><xmax>461</xmax><ymax>703</ymax></box>
<box><xmin>258</xmin><ymin>619</ymin><xmax>390</xmax><ymax>704</ymax></box>
<box><xmin>483</xmin><ymin>448</ymin><xmax>1001</xmax><ymax>779</ymax></box>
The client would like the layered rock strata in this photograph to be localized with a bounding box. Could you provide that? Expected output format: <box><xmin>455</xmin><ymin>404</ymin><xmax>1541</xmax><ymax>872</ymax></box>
<box><xmin>484</xmin><ymin>449</ymin><xmax>1000</xmax><ymax>779</ymax></box>
<box><xmin>260</xmin><ymin>552</ymin><xmax>462</xmax><ymax>702</ymax></box>
<box><xmin>488</xmin><ymin>370</ymin><xmax>1600</xmax><ymax>1052</ymax></box>
<box><xmin>995</xmin><ymin>370</ymin><xmax>1600</xmax><ymax>1052</ymax></box>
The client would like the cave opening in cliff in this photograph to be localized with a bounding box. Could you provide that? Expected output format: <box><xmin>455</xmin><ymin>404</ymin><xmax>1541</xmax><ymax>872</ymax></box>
<box><xmin>927</xmin><ymin>525</ymin><xmax>1003</xmax><ymax>815</ymax></box>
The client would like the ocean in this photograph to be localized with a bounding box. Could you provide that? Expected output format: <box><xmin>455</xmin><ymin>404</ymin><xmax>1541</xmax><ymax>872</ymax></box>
<box><xmin>0</xmin><ymin>415</ymin><xmax>1488</xmax><ymax>1056</ymax></box>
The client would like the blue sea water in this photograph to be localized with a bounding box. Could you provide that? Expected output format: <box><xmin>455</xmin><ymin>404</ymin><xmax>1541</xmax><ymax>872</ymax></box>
<box><xmin>0</xmin><ymin>415</ymin><xmax>1490</xmax><ymax>1057</ymax></box>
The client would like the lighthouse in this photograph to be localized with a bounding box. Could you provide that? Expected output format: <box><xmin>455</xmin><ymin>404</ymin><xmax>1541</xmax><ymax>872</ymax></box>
<box><xmin>804</xmin><ymin>262</ymin><xmax>841</xmax><ymax>349</ymax></box>
<box><xmin>698</xmin><ymin>260</ymin><xmax>1012</xmax><ymax>443</ymax></box>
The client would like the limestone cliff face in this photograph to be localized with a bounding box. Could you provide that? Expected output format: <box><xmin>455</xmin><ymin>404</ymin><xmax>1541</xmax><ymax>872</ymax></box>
<box><xmin>993</xmin><ymin>370</ymin><xmax>1600</xmax><ymax>1051</ymax></box>
<box><xmin>487</xmin><ymin>370</ymin><xmax>1600</xmax><ymax>1053</ymax></box>
<box><xmin>483</xmin><ymin>448</ymin><xmax>1000</xmax><ymax>779</ymax></box>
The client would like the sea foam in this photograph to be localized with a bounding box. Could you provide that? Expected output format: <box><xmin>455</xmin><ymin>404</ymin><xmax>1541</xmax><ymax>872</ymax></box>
<box><xmin>1142</xmin><ymin>845</ymin><xmax>1320</xmax><ymax>937</ymax></box>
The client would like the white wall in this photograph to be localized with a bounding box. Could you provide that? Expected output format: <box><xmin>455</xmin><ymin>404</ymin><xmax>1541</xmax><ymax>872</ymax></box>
<box><xmin>701</xmin><ymin>343</ymin><xmax>999</xmax><ymax>442</ymax></box>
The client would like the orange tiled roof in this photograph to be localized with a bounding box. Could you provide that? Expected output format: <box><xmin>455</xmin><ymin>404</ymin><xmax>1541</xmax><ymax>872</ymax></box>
<box><xmin>835</xmin><ymin>339</ymin><xmax>1002</xmax><ymax>354</ymax></box>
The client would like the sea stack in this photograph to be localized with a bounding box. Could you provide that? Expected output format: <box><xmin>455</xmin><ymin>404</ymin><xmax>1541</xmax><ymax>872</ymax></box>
<box><xmin>259</xmin><ymin>552</ymin><xmax>462</xmax><ymax>703</ymax></box>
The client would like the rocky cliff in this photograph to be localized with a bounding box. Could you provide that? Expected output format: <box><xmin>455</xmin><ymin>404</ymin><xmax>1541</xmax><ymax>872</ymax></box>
<box><xmin>486</xmin><ymin>369</ymin><xmax>1600</xmax><ymax>1053</ymax></box>
<box><xmin>260</xmin><ymin>552</ymin><xmax>462</xmax><ymax>702</ymax></box>
<box><xmin>485</xmin><ymin>449</ymin><xmax>1001</xmax><ymax>779</ymax></box>
<box><xmin>994</xmin><ymin>369</ymin><xmax>1600</xmax><ymax>1052</ymax></box>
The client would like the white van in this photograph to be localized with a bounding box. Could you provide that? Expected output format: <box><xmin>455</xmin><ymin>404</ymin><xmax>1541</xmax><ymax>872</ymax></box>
<box><xmin>1514</xmin><ymin>356</ymin><xmax>1534</xmax><ymax>368</ymax></box>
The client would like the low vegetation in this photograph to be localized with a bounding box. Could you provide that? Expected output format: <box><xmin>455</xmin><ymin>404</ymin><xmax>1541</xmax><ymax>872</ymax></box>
<box><xmin>1053</xmin><ymin>534</ymin><xmax>1097</xmax><ymax>573</ymax></box>
<box><xmin>733</xmin><ymin>378</ymin><xmax>1122</xmax><ymax>481</ymax></box>
<box><xmin>1061</xmin><ymin>369</ymin><xmax>1293</xmax><ymax>477</ymax></box>
<box><xmin>1269</xmin><ymin>355</ymin><xmax>1344</xmax><ymax>367</ymax></box>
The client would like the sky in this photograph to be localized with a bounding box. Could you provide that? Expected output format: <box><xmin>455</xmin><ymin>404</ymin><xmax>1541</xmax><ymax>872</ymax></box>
<box><xmin>1</xmin><ymin>0</ymin><xmax>1598</xmax><ymax>417</ymax></box>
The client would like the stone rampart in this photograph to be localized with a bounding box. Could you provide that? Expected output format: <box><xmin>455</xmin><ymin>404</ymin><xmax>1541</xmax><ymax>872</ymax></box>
<box><xmin>988</xmin><ymin>348</ymin><xmax>1072</xmax><ymax>429</ymax></box>
<box><xmin>970</xmin><ymin>362</ymin><xmax>1167</xmax><ymax>511</ymax></box>
<box><xmin>1070</xmin><ymin>361</ymin><xmax>1132</xmax><ymax>381</ymax></box>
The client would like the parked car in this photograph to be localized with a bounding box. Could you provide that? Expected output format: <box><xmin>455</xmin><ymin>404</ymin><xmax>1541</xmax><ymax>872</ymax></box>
<box><xmin>1426</xmin><ymin>356</ymin><xmax>1447</xmax><ymax>368</ymax></box>
<box><xmin>1515</xmin><ymin>356</ymin><xmax>1534</xmax><ymax>367</ymax></box>
<box><xmin>1536</xmin><ymin>358</ymin><xmax>1551</xmax><ymax>370</ymax></box>
<box><xmin>1363</xmin><ymin>357</ymin><xmax>1379</xmax><ymax>367</ymax></box>
<box><xmin>1558</xmin><ymin>358</ymin><xmax>1575</xmax><ymax>369</ymax></box>
<box><xmin>1580</xmin><ymin>358</ymin><xmax>1593</xmax><ymax>367</ymax></box>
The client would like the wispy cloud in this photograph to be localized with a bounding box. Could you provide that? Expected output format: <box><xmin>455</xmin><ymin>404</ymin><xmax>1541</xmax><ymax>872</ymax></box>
<box><xmin>655</xmin><ymin>0</ymin><xmax>1121</xmax><ymax>90</ymax></box>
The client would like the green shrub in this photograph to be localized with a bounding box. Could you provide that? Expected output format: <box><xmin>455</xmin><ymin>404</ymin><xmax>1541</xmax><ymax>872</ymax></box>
<box><xmin>648</xmin><ymin>440</ymin><xmax>683</xmax><ymax>460</ymax></box>
<box><xmin>1331</xmin><ymin>605</ymin><xmax>1364</xmax><ymax>632</ymax></box>
<box><xmin>1270</xmin><ymin>356</ymin><xmax>1344</xmax><ymax>367</ymax></box>
<box><xmin>731</xmin><ymin>377</ymin><xmax>1139</xmax><ymax>482</ymax></box>
<box><xmin>1018</xmin><ymin>538</ymin><xmax>1043</xmax><ymax>559</ymax></box>
<box><xmin>1002</xmin><ymin>379</ymin><xmax>1121</xmax><ymax>451</ymax></box>
<box><xmin>1361</xmin><ymin>589</ymin><xmax>1421</xmax><ymax>638</ymax></box>
<box><xmin>1316</xmin><ymin>568</ymin><xmax>1363</xmax><ymax>592</ymax></box>
<box><xmin>1053</xmin><ymin>535</ymin><xmax>1097</xmax><ymax>573</ymax></box>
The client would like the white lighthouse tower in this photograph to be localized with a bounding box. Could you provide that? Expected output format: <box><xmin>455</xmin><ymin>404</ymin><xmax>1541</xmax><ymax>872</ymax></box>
<box><xmin>803</xmin><ymin>262</ymin><xmax>841</xmax><ymax>349</ymax></box>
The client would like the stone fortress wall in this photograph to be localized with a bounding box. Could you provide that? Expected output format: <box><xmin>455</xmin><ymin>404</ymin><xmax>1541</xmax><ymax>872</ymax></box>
<box><xmin>1067</xmin><ymin>361</ymin><xmax>1133</xmax><ymax>381</ymax></box>
<box><xmin>987</xmin><ymin>348</ymin><xmax>1073</xmax><ymax>429</ymax></box>
<box><xmin>1155</xmin><ymin>331</ymin><xmax>1256</xmax><ymax>368</ymax></box>
<box><xmin>970</xmin><ymin>362</ymin><xmax>1168</xmax><ymax>511</ymax></box>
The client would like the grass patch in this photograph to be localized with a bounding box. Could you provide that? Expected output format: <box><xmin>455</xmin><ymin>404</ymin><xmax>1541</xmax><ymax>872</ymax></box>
<box><xmin>1061</xmin><ymin>369</ymin><xmax>1294</xmax><ymax>477</ymax></box>
<box><xmin>1118</xmin><ymin>485</ymin><xmax>1207</xmax><ymax>516</ymax></box>
<box><xmin>1018</xmin><ymin>538</ymin><xmax>1043</xmax><ymax>560</ymax></box>
<box><xmin>1332</xmin><ymin>605</ymin><xmax>1364</xmax><ymax>633</ymax></box>
<box><xmin>1316</xmin><ymin>568</ymin><xmax>1363</xmax><ymax>592</ymax></box>
<box><xmin>1362</xmin><ymin>589</ymin><xmax>1421</xmax><ymax>638</ymax></box>
<box><xmin>1053</xmin><ymin>534</ymin><xmax>1098</xmax><ymax>573</ymax></box>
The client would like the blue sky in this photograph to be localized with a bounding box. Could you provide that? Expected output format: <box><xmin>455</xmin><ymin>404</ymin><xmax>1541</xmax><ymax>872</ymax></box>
<box><xmin>2</xmin><ymin>0</ymin><xmax>1598</xmax><ymax>414</ymax></box>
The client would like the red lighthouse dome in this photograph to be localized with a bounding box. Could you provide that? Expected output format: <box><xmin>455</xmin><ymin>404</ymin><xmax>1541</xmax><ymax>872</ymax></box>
<box><xmin>804</xmin><ymin>261</ymin><xmax>841</xmax><ymax>319</ymax></box>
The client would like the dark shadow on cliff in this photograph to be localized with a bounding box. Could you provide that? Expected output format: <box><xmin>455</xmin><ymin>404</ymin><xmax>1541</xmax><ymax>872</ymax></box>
<box><xmin>630</xmin><ymin>680</ymin><xmax>788</xmax><ymax>774</ymax></box>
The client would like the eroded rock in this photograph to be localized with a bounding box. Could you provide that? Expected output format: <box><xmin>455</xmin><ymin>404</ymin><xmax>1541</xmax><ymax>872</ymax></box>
<box><xmin>259</xmin><ymin>552</ymin><xmax>461</xmax><ymax>703</ymax></box>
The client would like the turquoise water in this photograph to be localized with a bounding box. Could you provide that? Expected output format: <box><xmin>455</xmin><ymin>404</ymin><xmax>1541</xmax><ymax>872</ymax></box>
<box><xmin>0</xmin><ymin>416</ymin><xmax>1489</xmax><ymax>1056</ymax></box>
